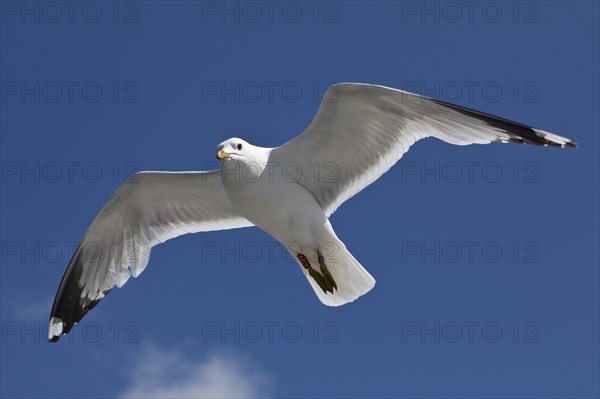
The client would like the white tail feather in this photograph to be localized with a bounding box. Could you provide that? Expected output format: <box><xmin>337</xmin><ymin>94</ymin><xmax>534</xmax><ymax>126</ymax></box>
<box><xmin>295</xmin><ymin>241</ymin><xmax>375</xmax><ymax>306</ymax></box>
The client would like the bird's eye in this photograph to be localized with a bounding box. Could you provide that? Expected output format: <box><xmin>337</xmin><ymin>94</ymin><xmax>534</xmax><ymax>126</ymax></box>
<box><xmin>237</xmin><ymin>143</ymin><xmax>242</xmax><ymax>150</ymax></box>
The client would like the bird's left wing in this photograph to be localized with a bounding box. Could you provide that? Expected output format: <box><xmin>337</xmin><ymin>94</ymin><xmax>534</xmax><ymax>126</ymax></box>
<box><xmin>271</xmin><ymin>83</ymin><xmax>576</xmax><ymax>216</ymax></box>
<box><xmin>49</xmin><ymin>171</ymin><xmax>252</xmax><ymax>342</ymax></box>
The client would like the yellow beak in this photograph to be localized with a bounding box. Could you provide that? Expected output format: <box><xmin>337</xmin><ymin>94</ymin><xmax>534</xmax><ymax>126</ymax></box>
<box><xmin>216</xmin><ymin>150</ymin><xmax>231</xmax><ymax>160</ymax></box>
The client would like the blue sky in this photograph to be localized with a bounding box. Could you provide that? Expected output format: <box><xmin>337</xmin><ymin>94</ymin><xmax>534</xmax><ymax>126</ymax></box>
<box><xmin>1</xmin><ymin>1</ymin><xmax>598</xmax><ymax>398</ymax></box>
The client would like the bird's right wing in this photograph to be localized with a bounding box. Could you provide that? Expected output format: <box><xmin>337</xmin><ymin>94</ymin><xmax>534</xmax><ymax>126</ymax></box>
<box><xmin>49</xmin><ymin>171</ymin><xmax>252</xmax><ymax>342</ymax></box>
<box><xmin>271</xmin><ymin>83</ymin><xmax>576</xmax><ymax>216</ymax></box>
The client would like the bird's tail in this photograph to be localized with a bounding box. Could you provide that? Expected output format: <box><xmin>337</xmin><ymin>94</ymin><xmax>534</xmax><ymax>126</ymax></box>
<box><xmin>293</xmin><ymin>239</ymin><xmax>375</xmax><ymax>306</ymax></box>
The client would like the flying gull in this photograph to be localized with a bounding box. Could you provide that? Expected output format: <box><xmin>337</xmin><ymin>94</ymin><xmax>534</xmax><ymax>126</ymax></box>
<box><xmin>48</xmin><ymin>83</ymin><xmax>576</xmax><ymax>342</ymax></box>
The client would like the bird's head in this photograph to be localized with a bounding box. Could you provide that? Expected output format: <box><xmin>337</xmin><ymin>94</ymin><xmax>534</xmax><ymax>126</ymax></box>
<box><xmin>216</xmin><ymin>138</ymin><xmax>272</xmax><ymax>166</ymax></box>
<box><xmin>215</xmin><ymin>138</ymin><xmax>252</xmax><ymax>162</ymax></box>
<box><xmin>216</xmin><ymin>138</ymin><xmax>272</xmax><ymax>182</ymax></box>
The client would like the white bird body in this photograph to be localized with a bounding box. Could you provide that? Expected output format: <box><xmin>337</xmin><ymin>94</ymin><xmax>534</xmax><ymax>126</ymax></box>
<box><xmin>217</xmin><ymin>142</ymin><xmax>326</xmax><ymax>247</ymax></box>
<box><xmin>223</xmin><ymin>161</ymin><xmax>329</xmax><ymax>247</ymax></box>
<box><xmin>48</xmin><ymin>83</ymin><xmax>576</xmax><ymax>342</ymax></box>
<box><xmin>217</xmin><ymin>139</ymin><xmax>375</xmax><ymax>304</ymax></box>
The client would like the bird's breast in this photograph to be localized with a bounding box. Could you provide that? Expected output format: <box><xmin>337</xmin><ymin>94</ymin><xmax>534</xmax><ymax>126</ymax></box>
<box><xmin>220</xmin><ymin>169</ymin><xmax>327</xmax><ymax>242</ymax></box>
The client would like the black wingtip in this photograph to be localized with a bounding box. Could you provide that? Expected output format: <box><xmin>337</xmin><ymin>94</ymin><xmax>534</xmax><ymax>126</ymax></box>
<box><xmin>49</xmin><ymin>335</ymin><xmax>60</xmax><ymax>343</ymax></box>
<box><xmin>431</xmin><ymin>98</ymin><xmax>576</xmax><ymax>149</ymax></box>
<box><xmin>50</xmin><ymin>245</ymin><xmax>113</xmax><ymax>342</ymax></box>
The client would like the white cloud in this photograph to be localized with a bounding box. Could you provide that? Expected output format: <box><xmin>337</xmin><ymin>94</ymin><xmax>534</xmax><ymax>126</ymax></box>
<box><xmin>119</xmin><ymin>345</ymin><xmax>273</xmax><ymax>399</ymax></box>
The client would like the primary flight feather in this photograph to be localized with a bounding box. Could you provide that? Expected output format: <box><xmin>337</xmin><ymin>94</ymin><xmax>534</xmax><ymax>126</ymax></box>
<box><xmin>48</xmin><ymin>83</ymin><xmax>576</xmax><ymax>342</ymax></box>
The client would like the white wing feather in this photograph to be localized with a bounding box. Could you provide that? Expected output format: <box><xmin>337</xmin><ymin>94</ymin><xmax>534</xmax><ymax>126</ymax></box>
<box><xmin>271</xmin><ymin>83</ymin><xmax>575</xmax><ymax>216</ymax></box>
<box><xmin>49</xmin><ymin>171</ymin><xmax>252</xmax><ymax>341</ymax></box>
